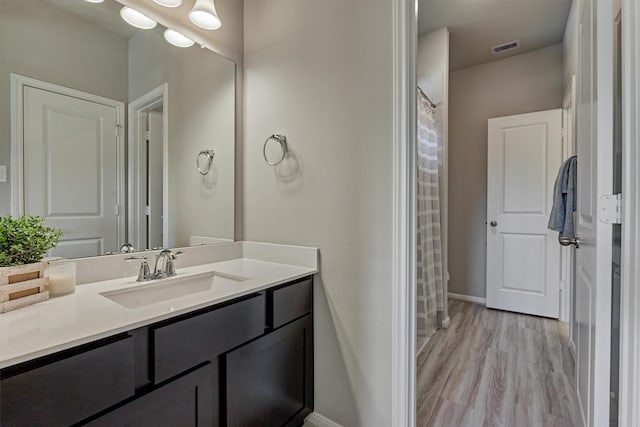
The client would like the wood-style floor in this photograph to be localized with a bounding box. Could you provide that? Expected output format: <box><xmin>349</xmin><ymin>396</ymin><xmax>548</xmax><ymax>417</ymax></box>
<box><xmin>416</xmin><ymin>300</ymin><xmax>581</xmax><ymax>427</ymax></box>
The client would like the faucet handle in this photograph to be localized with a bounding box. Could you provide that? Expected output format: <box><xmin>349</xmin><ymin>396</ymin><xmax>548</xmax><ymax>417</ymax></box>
<box><xmin>125</xmin><ymin>256</ymin><xmax>152</xmax><ymax>282</ymax></box>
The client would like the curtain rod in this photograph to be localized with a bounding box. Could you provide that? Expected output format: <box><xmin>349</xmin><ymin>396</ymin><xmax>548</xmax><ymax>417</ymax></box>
<box><xmin>417</xmin><ymin>86</ymin><xmax>437</xmax><ymax>109</ymax></box>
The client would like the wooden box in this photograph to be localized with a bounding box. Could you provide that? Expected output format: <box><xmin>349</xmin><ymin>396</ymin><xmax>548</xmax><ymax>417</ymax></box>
<box><xmin>0</xmin><ymin>262</ymin><xmax>49</xmax><ymax>313</ymax></box>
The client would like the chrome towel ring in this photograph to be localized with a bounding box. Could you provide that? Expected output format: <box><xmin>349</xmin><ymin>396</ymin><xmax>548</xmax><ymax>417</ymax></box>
<box><xmin>263</xmin><ymin>134</ymin><xmax>288</xmax><ymax>166</ymax></box>
<box><xmin>197</xmin><ymin>149</ymin><xmax>216</xmax><ymax>175</ymax></box>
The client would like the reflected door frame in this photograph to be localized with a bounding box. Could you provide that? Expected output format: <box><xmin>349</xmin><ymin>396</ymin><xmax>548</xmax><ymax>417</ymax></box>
<box><xmin>10</xmin><ymin>73</ymin><xmax>126</xmax><ymax>250</ymax></box>
<box><xmin>128</xmin><ymin>84</ymin><xmax>169</xmax><ymax>251</ymax></box>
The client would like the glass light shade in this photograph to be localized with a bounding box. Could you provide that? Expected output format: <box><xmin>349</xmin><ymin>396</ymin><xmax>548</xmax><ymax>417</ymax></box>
<box><xmin>188</xmin><ymin>0</ymin><xmax>221</xmax><ymax>30</ymax></box>
<box><xmin>164</xmin><ymin>29</ymin><xmax>195</xmax><ymax>48</ymax></box>
<box><xmin>120</xmin><ymin>7</ymin><xmax>157</xmax><ymax>30</ymax></box>
<box><xmin>84</xmin><ymin>0</ymin><xmax>104</xmax><ymax>3</ymax></box>
<box><xmin>152</xmin><ymin>0</ymin><xmax>183</xmax><ymax>7</ymax></box>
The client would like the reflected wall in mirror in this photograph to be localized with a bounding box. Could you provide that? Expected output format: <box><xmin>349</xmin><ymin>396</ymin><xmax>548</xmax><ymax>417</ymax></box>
<box><xmin>0</xmin><ymin>0</ymin><xmax>236</xmax><ymax>258</ymax></box>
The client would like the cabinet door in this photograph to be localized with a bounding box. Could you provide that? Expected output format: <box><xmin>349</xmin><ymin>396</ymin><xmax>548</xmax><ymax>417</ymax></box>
<box><xmin>0</xmin><ymin>335</ymin><xmax>135</xmax><ymax>427</ymax></box>
<box><xmin>86</xmin><ymin>363</ymin><xmax>216</xmax><ymax>427</ymax></box>
<box><xmin>225</xmin><ymin>315</ymin><xmax>313</xmax><ymax>427</ymax></box>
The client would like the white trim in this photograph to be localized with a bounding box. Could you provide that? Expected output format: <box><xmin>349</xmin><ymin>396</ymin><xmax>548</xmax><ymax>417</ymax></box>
<box><xmin>619</xmin><ymin>0</ymin><xmax>640</xmax><ymax>425</ymax></box>
<box><xmin>593</xmin><ymin>2</ymin><xmax>615</xmax><ymax>425</ymax></box>
<box><xmin>416</xmin><ymin>333</ymin><xmax>432</xmax><ymax>355</ymax></box>
<box><xmin>304</xmin><ymin>412</ymin><xmax>344</xmax><ymax>427</ymax></box>
<box><xmin>10</xmin><ymin>74</ymin><xmax>126</xmax><ymax>247</ymax></box>
<box><xmin>560</xmin><ymin>75</ymin><xmax>577</xmax><ymax>326</ymax></box>
<box><xmin>391</xmin><ymin>0</ymin><xmax>416</xmax><ymax>425</ymax></box>
<box><xmin>127</xmin><ymin>84</ymin><xmax>169</xmax><ymax>250</ymax></box>
<box><xmin>448</xmin><ymin>292</ymin><xmax>486</xmax><ymax>305</ymax></box>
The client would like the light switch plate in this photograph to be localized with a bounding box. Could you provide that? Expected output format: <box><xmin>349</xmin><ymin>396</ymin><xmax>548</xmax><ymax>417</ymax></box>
<box><xmin>0</xmin><ymin>165</ymin><xmax>6</xmax><ymax>183</ymax></box>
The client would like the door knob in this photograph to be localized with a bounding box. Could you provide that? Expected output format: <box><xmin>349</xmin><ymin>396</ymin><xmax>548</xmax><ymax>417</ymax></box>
<box><xmin>559</xmin><ymin>236</ymin><xmax>581</xmax><ymax>249</ymax></box>
<box><xmin>490</xmin><ymin>221</ymin><xmax>498</xmax><ymax>227</ymax></box>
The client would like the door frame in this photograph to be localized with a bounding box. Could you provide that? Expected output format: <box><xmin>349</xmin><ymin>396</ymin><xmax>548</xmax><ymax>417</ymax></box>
<box><xmin>127</xmin><ymin>84</ymin><xmax>169</xmax><ymax>251</ymax></box>
<box><xmin>10</xmin><ymin>74</ymin><xmax>126</xmax><ymax>246</ymax></box>
<box><xmin>619</xmin><ymin>0</ymin><xmax>640</xmax><ymax>424</ymax></box>
<box><xmin>391</xmin><ymin>0</ymin><xmax>416</xmax><ymax>425</ymax></box>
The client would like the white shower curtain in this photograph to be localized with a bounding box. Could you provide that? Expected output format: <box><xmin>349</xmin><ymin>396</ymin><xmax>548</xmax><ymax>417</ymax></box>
<box><xmin>416</xmin><ymin>89</ymin><xmax>445</xmax><ymax>342</ymax></box>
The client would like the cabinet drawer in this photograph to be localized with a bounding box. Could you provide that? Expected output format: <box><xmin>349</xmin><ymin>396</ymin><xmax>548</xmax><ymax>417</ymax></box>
<box><xmin>153</xmin><ymin>293</ymin><xmax>266</xmax><ymax>383</ymax></box>
<box><xmin>0</xmin><ymin>335</ymin><xmax>135</xmax><ymax>427</ymax></box>
<box><xmin>271</xmin><ymin>277</ymin><xmax>312</xmax><ymax>329</ymax></box>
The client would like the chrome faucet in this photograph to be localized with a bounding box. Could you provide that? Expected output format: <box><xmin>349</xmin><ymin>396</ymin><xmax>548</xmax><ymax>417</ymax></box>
<box><xmin>125</xmin><ymin>249</ymin><xmax>184</xmax><ymax>282</ymax></box>
<box><xmin>152</xmin><ymin>249</ymin><xmax>183</xmax><ymax>279</ymax></box>
<box><xmin>119</xmin><ymin>243</ymin><xmax>136</xmax><ymax>253</ymax></box>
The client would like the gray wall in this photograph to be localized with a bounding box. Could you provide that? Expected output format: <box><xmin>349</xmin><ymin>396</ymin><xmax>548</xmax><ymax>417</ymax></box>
<box><xmin>0</xmin><ymin>0</ymin><xmax>129</xmax><ymax>216</ymax></box>
<box><xmin>243</xmin><ymin>0</ymin><xmax>393</xmax><ymax>425</ymax></box>
<box><xmin>128</xmin><ymin>29</ymin><xmax>236</xmax><ymax>247</ymax></box>
<box><xmin>448</xmin><ymin>44</ymin><xmax>563</xmax><ymax>298</ymax></box>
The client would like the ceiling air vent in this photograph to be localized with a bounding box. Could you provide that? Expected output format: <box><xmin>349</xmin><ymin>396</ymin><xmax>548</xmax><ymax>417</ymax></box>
<box><xmin>490</xmin><ymin>40</ymin><xmax>520</xmax><ymax>55</ymax></box>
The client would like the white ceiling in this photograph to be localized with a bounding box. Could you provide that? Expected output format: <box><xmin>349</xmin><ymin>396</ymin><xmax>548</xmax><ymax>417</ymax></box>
<box><xmin>418</xmin><ymin>0</ymin><xmax>573</xmax><ymax>71</ymax></box>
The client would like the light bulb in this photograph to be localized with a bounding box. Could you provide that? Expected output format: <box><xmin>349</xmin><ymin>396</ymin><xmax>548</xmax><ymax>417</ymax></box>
<box><xmin>152</xmin><ymin>0</ymin><xmax>183</xmax><ymax>7</ymax></box>
<box><xmin>188</xmin><ymin>0</ymin><xmax>222</xmax><ymax>30</ymax></box>
<box><xmin>120</xmin><ymin>7</ymin><xmax>157</xmax><ymax>30</ymax></box>
<box><xmin>164</xmin><ymin>29</ymin><xmax>195</xmax><ymax>48</ymax></box>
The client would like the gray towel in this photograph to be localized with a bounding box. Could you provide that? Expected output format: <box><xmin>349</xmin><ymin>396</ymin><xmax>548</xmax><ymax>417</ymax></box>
<box><xmin>548</xmin><ymin>156</ymin><xmax>577</xmax><ymax>238</ymax></box>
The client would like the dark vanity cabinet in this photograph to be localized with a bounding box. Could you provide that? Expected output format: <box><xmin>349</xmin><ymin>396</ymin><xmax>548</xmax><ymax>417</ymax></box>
<box><xmin>0</xmin><ymin>276</ymin><xmax>314</xmax><ymax>427</ymax></box>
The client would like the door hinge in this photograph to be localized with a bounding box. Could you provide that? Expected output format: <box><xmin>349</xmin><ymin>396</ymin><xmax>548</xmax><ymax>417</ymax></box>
<box><xmin>143</xmin><ymin>130</ymin><xmax>150</xmax><ymax>140</ymax></box>
<box><xmin>115</xmin><ymin>204</ymin><xmax>120</xmax><ymax>216</ymax></box>
<box><xmin>599</xmin><ymin>194</ymin><xmax>623</xmax><ymax>224</ymax></box>
<box><xmin>145</xmin><ymin>205</ymin><xmax>151</xmax><ymax>216</ymax></box>
<box><xmin>115</xmin><ymin>125</ymin><xmax>123</xmax><ymax>137</ymax></box>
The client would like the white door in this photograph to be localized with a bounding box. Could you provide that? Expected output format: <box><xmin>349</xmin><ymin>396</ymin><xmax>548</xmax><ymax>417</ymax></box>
<box><xmin>574</xmin><ymin>0</ymin><xmax>615</xmax><ymax>425</ymax></box>
<box><xmin>23</xmin><ymin>86</ymin><xmax>121</xmax><ymax>257</ymax></box>
<box><xmin>486</xmin><ymin>109</ymin><xmax>562</xmax><ymax>318</ymax></box>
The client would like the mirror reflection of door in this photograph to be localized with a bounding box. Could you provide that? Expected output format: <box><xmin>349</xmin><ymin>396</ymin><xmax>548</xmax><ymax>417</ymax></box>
<box><xmin>128</xmin><ymin>85</ymin><xmax>167</xmax><ymax>252</ymax></box>
<box><xmin>19</xmin><ymin>79</ymin><xmax>125</xmax><ymax>257</ymax></box>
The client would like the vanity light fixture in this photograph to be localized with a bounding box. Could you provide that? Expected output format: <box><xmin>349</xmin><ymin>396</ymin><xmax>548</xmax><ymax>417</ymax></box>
<box><xmin>83</xmin><ymin>0</ymin><xmax>104</xmax><ymax>3</ymax></box>
<box><xmin>164</xmin><ymin>29</ymin><xmax>195</xmax><ymax>48</ymax></box>
<box><xmin>188</xmin><ymin>0</ymin><xmax>222</xmax><ymax>30</ymax></box>
<box><xmin>120</xmin><ymin>7</ymin><xmax>157</xmax><ymax>30</ymax></box>
<box><xmin>152</xmin><ymin>0</ymin><xmax>183</xmax><ymax>7</ymax></box>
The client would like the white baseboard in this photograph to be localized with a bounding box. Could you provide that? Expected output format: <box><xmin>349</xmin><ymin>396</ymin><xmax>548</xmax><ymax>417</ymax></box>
<box><xmin>448</xmin><ymin>292</ymin><xmax>486</xmax><ymax>305</ymax></box>
<box><xmin>305</xmin><ymin>412</ymin><xmax>344</xmax><ymax>427</ymax></box>
<box><xmin>416</xmin><ymin>333</ymin><xmax>431</xmax><ymax>355</ymax></box>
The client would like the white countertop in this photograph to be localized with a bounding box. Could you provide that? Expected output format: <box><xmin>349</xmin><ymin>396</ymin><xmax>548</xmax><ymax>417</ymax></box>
<box><xmin>0</xmin><ymin>254</ymin><xmax>317</xmax><ymax>369</ymax></box>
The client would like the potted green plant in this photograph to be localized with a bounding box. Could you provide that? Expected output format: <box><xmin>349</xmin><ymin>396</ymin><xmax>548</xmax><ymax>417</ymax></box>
<box><xmin>0</xmin><ymin>216</ymin><xmax>63</xmax><ymax>313</ymax></box>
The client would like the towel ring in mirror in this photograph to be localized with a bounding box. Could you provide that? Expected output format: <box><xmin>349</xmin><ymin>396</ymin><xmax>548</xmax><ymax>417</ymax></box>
<box><xmin>197</xmin><ymin>149</ymin><xmax>216</xmax><ymax>175</ymax></box>
<box><xmin>263</xmin><ymin>134</ymin><xmax>288</xmax><ymax>166</ymax></box>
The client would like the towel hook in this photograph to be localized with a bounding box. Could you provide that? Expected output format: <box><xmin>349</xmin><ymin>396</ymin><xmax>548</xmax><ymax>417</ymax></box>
<box><xmin>197</xmin><ymin>149</ymin><xmax>216</xmax><ymax>175</ymax></box>
<box><xmin>263</xmin><ymin>134</ymin><xmax>288</xmax><ymax>166</ymax></box>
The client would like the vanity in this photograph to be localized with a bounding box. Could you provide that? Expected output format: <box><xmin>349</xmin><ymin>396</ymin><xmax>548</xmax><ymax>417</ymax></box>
<box><xmin>0</xmin><ymin>242</ymin><xmax>318</xmax><ymax>426</ymax></box>
<box><xmin>0</xmin><ymin>0</ymin><xmax>318</xmax><ymax>424</ymax></box>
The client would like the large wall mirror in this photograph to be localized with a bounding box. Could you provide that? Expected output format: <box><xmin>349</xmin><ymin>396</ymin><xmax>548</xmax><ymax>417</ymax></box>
<box><xmin>0</xmin><ymin>0</ymin><xmax>236</xmax><ymax>259</ymax></box>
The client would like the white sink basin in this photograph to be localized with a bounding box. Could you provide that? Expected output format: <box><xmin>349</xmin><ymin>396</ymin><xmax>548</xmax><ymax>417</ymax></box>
<box><xmin>100</xmin><ymin>271</ymin><xmax>247</xmax><ymax>309</ymax></box>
